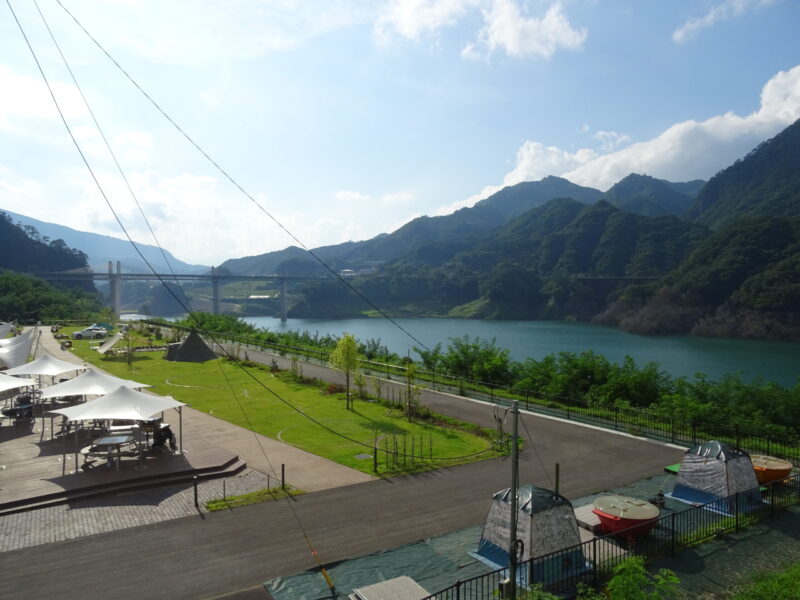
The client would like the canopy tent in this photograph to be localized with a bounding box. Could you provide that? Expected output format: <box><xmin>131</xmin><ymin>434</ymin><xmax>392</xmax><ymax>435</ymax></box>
<box><xmin>668</xmin><ymin>440</ymin><xmax>762</xmax><ymax>514</ymax></box>
<box><xmin>39</xmin><ymin>367</ymin><xmax>150</xmax><ymax>399</ymax></box>
<box><xmin>0</xmin><ymin>322</ymin><xmax>13</xmax><ymax>337</ymax></box>
<box><xmin>0</xmin><ymin>333</ymin><xmax>35</xmax><ymax>369</ymax></box>
<box><xmin>53</xmin><ymin>385</ymin><xmax>185</xmax><ymax>421</ymax></box>
<box><xmin>5</xmin><ymin>354</ymin><xmax>84</xmax><ymax>377</ymax></box>
<box><xmin>475</xmin><ymin>485</ymin><xmax>588</xmax><ymax>584</ymax></box>
<box><xmin>165</xmin><ymin>330</ymin><xmax>216</xmax><ymax>363</ymax></box>
<box><xmin>97</xmin><ymin>332</ymin><xmax>124</xmax><ymax>355</ymax></box>
<box><xmin>54</xmin><ymin>386</ymin><xmax>187</xmax><ymax>471</ymax></box>
<box><xmin>0</xmin><ymin>372</ymin><xmax>32</xmax><ymax>393</ymax></box>
<box><xmin>0</xmin><ymin>328</ymin><xmax>32</xmax><ymax>347</ymax></box>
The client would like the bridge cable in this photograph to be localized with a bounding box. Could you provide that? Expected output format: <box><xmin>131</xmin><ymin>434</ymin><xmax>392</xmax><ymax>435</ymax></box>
<box><xmin>55</xmin><ymin>0</ymin><xmax>432</xmax><ymax>355</ymax></box>
<box><xmin>31</xmin><ymin>0</ymin><xmax>183</xmax><ymax>291</ymax></box>
<box><xmin>9</xmin><ymin>12</ymin><xmax>494</xmax><ymax>592</ymax></box>
<box><xmin>8</xmin><ymin>3</ymin><xmax>338</xmax><ymax>592</ymax></box>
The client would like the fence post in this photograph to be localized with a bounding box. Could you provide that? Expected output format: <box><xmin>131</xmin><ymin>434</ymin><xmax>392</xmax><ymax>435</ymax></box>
<box><xmin>193</xmin><ymin>475</ymin><xmax>199</xmax><ymax>508</ymax></box>
<box><xmin>770</xmin><ymin>482</ymin><xmax>775</xmax><ymax>517</ymax></box>
<box><xmin>592</xmin><ymin>537</ymin><xmax>598</xmax><ymax>588</ymax></box>
<box><xmin>735</xmin><ymin>492</ymin><xmax>740</xmax><ymax>531</ymax></box>
<box><xmin>670</xmin><ymin>513</ymin><xmax>676</xmax><ymax>556</ymax></box>
<box><xmin>670</xmin><ymin>417</ymin><xmax>675</xmax><ymax>444</ymax></box>
<box><xmin>455</xmin><ymin>580</ymin><xmax>460</xmax><ymax>600</ymax></box>
<box><xmin>281</xmin><ymin>463</ymin><xmax>286</xmax><ymax>490</ymax></box>
<box><xmin>614</xmin><ymin>407</ymin><xmax>618</xmax><ymax>431</ymax></box>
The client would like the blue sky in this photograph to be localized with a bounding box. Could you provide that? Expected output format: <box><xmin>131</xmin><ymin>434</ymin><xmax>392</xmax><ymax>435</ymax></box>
<box><xmin>1</xmin><ymin>0</ymin><xmax>799</xmax><ymax>266</ymax></box>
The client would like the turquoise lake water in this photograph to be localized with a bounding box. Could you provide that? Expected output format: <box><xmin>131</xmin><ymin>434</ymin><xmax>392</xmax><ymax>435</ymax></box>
<box><xmin>242</xmin><ymin>317</ymin><xmax>799</xmax><ymax>386</ymax></box>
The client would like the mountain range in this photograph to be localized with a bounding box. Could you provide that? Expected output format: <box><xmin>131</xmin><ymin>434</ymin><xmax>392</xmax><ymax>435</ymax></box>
<box><xmin>3</xmin><ymin>118</ymin><xmax>799</xmax><ymax>339</ymax></box>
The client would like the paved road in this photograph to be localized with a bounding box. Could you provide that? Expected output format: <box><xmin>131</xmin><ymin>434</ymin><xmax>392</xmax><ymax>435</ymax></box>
<box><xmin>0</xmin><ymin>333</ymin><xmax>684</xmax><ymax>599</ymax></box>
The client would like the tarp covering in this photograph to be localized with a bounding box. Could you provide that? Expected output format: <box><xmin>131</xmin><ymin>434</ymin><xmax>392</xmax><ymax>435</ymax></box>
<box><xmin>165</xmin><ymin>330</ymin><xmax>216</xmax><ymax>362</ymax></box>
<box><xmin>0</xmin><ymin>328</ymin><xmax>31</xmax><ymax>347</ymax></box>
<box><xmin>669</xmin><ymin>440</ymin><xmax>761</xmax><ymax>513</ymax></box>
<box><xmin>0</xmin><ymin>333</ymin><xmax>35</xmax><ymax>369</ymax></box>
<box><xmin>478</xmin><ymin>485</ymin><xmax>584</xmax><ymax>564</ymax></box>
<box><xmin>0</xmin><ymin>372</ymin><xmax>31</xmax><ymax>393</ymax></box>
<box><xmin>39</xmin><ymin>367</ymin><xmax>150</xmax><ymax>399</ymax></box>
<box><xmin>97</xmin><ymin>332</ymin><xmax>124</xmax><ymax>355</ymax></box>
<box><xmin>52</xmin><ymin>385</ymin><xmax>184</xmax><ymax>422</ymax></box>
<box><xmin>4</xmin><ymin>354</ymin><xmax>83</xmax><ymax>377</ymax></box>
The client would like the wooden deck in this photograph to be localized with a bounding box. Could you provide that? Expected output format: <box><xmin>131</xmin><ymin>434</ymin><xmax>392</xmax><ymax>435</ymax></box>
<box><xmin>0</xmin><ymin>415</ymin><xmax>245</xmax><ymax>515</ymax></box>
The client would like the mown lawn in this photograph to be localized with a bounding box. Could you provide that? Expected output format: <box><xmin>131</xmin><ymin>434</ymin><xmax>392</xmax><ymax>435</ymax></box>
<box><xmin>67</xmin><ymin>331</ymin><xmax>499</xmax><ymax>475</ymax></box>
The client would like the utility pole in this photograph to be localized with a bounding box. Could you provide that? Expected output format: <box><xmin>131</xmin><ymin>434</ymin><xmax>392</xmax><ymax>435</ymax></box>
<box><xmin>508</xmin><ymin>399</ymin><xmax>519</xmax><ymax>599</ymax></box>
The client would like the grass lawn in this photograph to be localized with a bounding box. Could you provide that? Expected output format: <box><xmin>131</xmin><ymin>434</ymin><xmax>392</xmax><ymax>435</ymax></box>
<box><xmin>67</xmin><ymin>329</ymin><xmax>499</xmax><ymax>475</ymax></box>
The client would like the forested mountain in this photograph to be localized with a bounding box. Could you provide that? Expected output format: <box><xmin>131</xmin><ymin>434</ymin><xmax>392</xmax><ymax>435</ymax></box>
<box><xmin>602</xmin><ymin>174</ymin><xmax>700</xmax><ymax>216</ymax></box>
<box><xmin>0</xmin><ymin>212</ymin><xmax>101</xmax><ymax>319</ymax></box>
<box><xmin>2</xmin><ymin>209</ymin><xmax>207</xmax><ymax>274</ymax></box>
<box><xmin>686</xmin><ymin>118</ymin><xmax>800</xmax><ymax>228</ymax></box>
<box><xmin>602</xmin><ymin>216</ymin><xmax>800</xmax><ymax>339</ymax></box>
<box><xmin>287</xmin><ymin>119</ymin><xmax>800</xmax><ymax>339</ymax></box>
<box><xmin>221</xmin><ymin>176</ymin><xmax>604</xmax><ymax>275</ymax></box>
<box><xmin>291</xmin><ymin>199</ymin><xmax>709</xmax><ymax>321</ymax></box>
<box><xmin>0</xmin><ymin>211</ymin><xmax>90</xmax><ymax>276</ymax></box>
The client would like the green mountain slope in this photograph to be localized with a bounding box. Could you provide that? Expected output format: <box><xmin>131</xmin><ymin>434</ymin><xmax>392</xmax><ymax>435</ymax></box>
<box><xmin>602</xmin><ymin>173</ymin><xmax>698</xmax><ymax>216</ymax></box>
<box><xmin>686</xmin><ymin>118</ymin><xmax>800</xmax><ymax>228</ymax></box>
<box><xmin>221</xmin><ymin>176</ymin><xmax>603</xmax><ymax>275</ymax></box>
<box><xmin>3</xmin><ymin>209</ymin><xmax>207</xmax><ymax>274</ymax></box>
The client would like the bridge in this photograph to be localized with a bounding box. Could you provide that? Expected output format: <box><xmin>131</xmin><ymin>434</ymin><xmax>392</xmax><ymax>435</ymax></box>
<box><xmin>32</xmin><ymin>261</ymin><xmax>330</xmax><ymax>319</ymax></box>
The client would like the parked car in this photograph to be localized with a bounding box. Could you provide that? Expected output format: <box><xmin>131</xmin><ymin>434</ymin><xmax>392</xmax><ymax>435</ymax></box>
<box><xmin>72</xmin><ymin>326</ymin><xmax>108</xmax><ymax>340</ymax></box>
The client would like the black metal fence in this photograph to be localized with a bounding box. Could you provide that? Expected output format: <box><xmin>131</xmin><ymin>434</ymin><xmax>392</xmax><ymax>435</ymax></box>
<box><xmin>423</xmin><ymin>473</ymin><xmax>800</xmax><ymax>599</ymax></box>
<box><xmin>138</xmin><ymin>320</ymin><xmax>800</xmax><ymax>466</ymax></box>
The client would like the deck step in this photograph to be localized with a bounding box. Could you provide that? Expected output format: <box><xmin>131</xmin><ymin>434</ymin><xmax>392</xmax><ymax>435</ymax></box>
<box><xmin>0</xmin><ymin>458</ymin><xmax>248</xmax><ymax>516</ymax></box>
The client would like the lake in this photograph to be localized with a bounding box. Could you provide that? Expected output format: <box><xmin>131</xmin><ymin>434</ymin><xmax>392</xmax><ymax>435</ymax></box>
<box><xmin>241</xmin><ymin>316</ymin><xmax>800</xmax><ymax>386</ymax></box>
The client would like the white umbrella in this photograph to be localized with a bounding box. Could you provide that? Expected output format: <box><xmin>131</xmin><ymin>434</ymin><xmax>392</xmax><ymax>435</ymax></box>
<box><xmin>0</xmin><ymin>334</ymin><xmax>35</xmax><ymax>369</ymax></box>
<box><xmin>0</xmin><ymin>372</ymin><xmax>31</xmax><ymax>393</ymax></box>
<box><xmin>0</xmin><ymin>328</ymin><xmax>32</xmax><ymax>347</ymax></box>
<box><xmin>40</xmin><ymin>367</ymin><xmax>150</xmax><ymax>399</ymax></box>
<box><xmin>4</xmin><ymin>354</ymin><xmax>84</xmax><ymax>377</ymax></box>
<box><xmin>53</xmin><ymin>386</ymin><xmax>185</xmax><ymax>422</ymax></box>
<box><xmin>0</xmin><ymin>322</ymin><xmax>12</xmax><ymax>337</ymax></box>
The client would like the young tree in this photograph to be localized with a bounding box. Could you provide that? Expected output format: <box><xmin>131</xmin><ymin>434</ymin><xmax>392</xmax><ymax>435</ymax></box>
<box><xmin>329</xmin><ymin>333</ymin><xmax>359</xmax><ymax>410</ymax></box>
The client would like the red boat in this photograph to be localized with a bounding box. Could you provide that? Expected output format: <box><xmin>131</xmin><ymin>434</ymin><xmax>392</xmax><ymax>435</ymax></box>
<box><xmin>750</xmin><ymin>454</ymin><xmax>793</xmax><ymax>484</ymax></box>
<box><xmin>592</xmin><ymin>495</ymin><xmax>660</xmax><ymax>538</ymax></box>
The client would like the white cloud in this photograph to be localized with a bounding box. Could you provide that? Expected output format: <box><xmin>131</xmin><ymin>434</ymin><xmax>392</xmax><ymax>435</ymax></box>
<box><xmin>436</xmin><ymin>64</ymin><xmax>800</xmax><ymax>212</ymax></box>
<box><xmin>335</xmin><ymin>190</ymin><xmax>372</xmax><ymax>202</ymax></box>
<box><xmin>673</xmin><ymin>0</ymin><xmax>776</xmax><ymax>43</ymax></box>
<box><xmin>0</xmin><ymin>66</ymin><xmax>86</xmax><ymax>134</ymax></box>
<box><xmin>375</xmin><ymin>0</ymin><xmax>585</xmax><ymax>59</ymax></box>
<box><xmin>474</xmin><ymin>0</ymin><xmax>587</xmax><ymax>59</ymax></box>
<box><xmin>198</xmin><ymin>92</ymin><xmax>219</xmax><ymax>108</ymax></box>
<box><xmin>374</xmin><ymin>0</ymin><xmax>479</xmax><ymax>43</ymax></box>
<box><xmin>74</xmin><ymin>0</ymin><xmax>375</xmax><ymax>66</ymax></box>
<box><xmin>593</xmin><ymin>130</ymin><xmax>631</xmax><ymax>152</ymax></box>
<box><xmin>381</xmin><ymin>192</ymin><xmax>414</xmax><ymax>205</ymax></box>
<box><xmin>565</xmin><ymin>64</ymin><xmax>800</xmax><ymax>189</ymax></box>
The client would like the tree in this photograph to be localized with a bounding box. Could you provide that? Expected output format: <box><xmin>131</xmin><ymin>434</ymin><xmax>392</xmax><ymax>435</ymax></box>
<box><xmin>329</xmin><ymin>333</ymin><xmax>359</xmax><ymax>410</ymax></box>
<box><xmin>577</xmin><ymin>556</ymin><xmax>679</xmax><ymax>600</ymax></box>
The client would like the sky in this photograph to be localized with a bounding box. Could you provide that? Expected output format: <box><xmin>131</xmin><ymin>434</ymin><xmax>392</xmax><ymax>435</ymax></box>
<box><xmin>1</xmin><ymin>0</ymin><xmax>799</xmax><ymax>267</ymax></box>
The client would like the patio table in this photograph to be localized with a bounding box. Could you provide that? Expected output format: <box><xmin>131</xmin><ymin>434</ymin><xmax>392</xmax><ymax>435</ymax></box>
<box><xmin>92</xmin><ymin>434</ymin><xmax>134</xmax><ymax>470</ymax></box>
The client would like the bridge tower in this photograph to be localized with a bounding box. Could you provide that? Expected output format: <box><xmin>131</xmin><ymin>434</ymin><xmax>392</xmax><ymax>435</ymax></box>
<box><xmin>108</xmin><ymin>261</ymin><xmax>122</xmax><ymax>316</ymax></box>
<box><xmin>280</xmin><ymin>278</ymin><xmax>288</xmax><ymax>322</ymax></box>
<box><xmin>211</xmin><ymin>266</ymin><xmax>221</xmax><ymax>315</ymax></box>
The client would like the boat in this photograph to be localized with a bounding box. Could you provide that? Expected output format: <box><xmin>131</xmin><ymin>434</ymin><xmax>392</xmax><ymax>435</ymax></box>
<box><xmin>592</xmin><ymin>494</ymin><xmax>660</xmax><ymax>538</ymax></box>
<box><xmin>750</xmin><ymin>454</ymin><xmax>793</xmax><ymax>484</ymax></box>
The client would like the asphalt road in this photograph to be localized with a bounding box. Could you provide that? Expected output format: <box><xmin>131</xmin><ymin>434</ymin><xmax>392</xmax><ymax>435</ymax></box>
<box><xmin>0</xmin><ymin>344</ymin><xmax>684</xmax><ymax>600</ymax></box>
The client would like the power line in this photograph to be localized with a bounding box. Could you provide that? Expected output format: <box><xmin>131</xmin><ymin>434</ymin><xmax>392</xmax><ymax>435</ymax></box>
<box><xmin>55</xmin><ymin>0</ymin><xmax>432</xmax><ymax>355</ymax></box>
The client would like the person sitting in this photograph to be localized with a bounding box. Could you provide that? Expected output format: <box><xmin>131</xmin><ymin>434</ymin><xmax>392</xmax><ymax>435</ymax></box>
<box><xmin>163</xmin><ymin>425</ymin><xmax>176</xmax><ymax>452</ymax></box>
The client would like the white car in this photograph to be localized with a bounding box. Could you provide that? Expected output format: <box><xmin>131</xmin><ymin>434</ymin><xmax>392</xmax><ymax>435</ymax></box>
<box><xmin>72</xmin><ymin>326</ymin><xmax>108</xmax><ymax>340</ymax></box>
